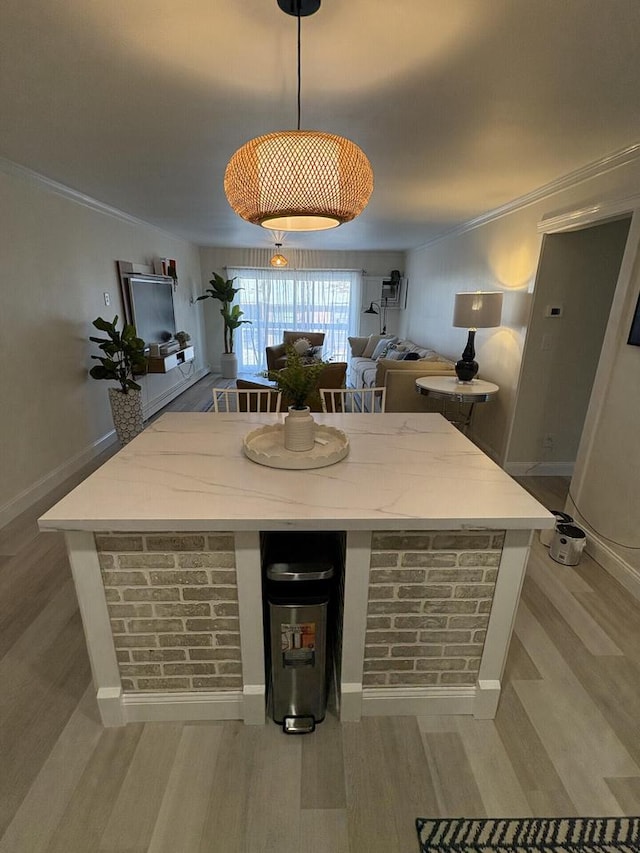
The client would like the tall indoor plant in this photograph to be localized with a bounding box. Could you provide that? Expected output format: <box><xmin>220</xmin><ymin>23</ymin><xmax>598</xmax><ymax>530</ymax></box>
<box><xmin>89</xmin><ymin>316</ymin><xmax>148</xmax><ymax>445</ymax></box>
<box><xmin>197</xmin><ymin>271</ymin><xmax>251</xmax><ymax>379</ymax></box>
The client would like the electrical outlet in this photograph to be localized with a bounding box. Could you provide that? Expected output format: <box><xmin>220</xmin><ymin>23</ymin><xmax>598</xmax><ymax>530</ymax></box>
<box><xmin>103</xmin><ymin>292</ymin><xmax>111</xmax><ymax>307</ymax></box>
<box><xmin>543</xmin><ymin>434</ymin><xmax>554</xmax><ymax>449</ymax></box>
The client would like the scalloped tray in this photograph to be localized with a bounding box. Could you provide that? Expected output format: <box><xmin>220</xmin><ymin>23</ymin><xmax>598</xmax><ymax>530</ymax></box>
<box><xmin>243</xmin><ymin>424</ymin><xmax>349</xmax><ymax>469</ymax></box>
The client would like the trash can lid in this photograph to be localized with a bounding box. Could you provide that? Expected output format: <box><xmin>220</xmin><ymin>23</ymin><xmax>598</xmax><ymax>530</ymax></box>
<box><xmin>556</xmin><ymin>523</ymin><xmax>586</xmax><ymax>539</ymax></box>
<box><xmin>266</xmin><ymin>562</ymin><xmax>334</xmax><ymax>582</ymax></box>
<box><xmin>551</xmin><ymin>511</ymin><xmax>574</xmax><ymax>524</ymax></box>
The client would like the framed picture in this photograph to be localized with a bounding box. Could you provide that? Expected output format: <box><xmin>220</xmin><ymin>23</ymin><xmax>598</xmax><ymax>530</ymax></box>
<box><xmin>628</xmin><ymin>290</ymin><xmax>640</xmax><ymax>346</ymax></box>
<box><xmin>381</xmin><ymin>278</ymin><xmax>401</xmax><ymax>305</ymax></box>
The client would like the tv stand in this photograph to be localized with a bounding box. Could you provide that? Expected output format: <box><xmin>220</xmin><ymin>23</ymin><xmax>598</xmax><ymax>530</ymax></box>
<box><xmin>146</xmin><ymin>346</ymin><xmax>195</xmax><ymax>374</ymax></box>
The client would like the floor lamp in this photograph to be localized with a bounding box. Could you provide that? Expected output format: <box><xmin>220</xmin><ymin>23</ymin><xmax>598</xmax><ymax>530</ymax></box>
<box><xmin>363</xmin><ymin>298</ymin><xmax>388</xmax><ymax>334</ymax></box>
<box><xmin>452</xmin><ymin>291</ymin><xmax>503</xmax><ymax>382</ymax></box>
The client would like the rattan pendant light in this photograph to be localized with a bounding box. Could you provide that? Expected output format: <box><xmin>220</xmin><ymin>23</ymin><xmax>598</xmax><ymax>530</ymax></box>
<box><xmin>270</xmin><ymin>243</ymin><xmax>289</xmax><ymax>267</ymax></box>
<box><xmin>224</xmin><ymin>0</ymin><xmax>373</xmax><ymax>232</ymax></box>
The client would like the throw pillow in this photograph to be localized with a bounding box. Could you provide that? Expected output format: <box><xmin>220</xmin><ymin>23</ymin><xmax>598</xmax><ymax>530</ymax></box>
<box><xmin>348</xmin><ymin>336</ymin><xmax>368</xmax><ymax>357</ymax></box>
<box><xmin>371</xmin><ymin>336</ymin><xmax>398</xmax><ymax>360</ymax></box>
<box><xmin>307</xmin><ymin>345</ymin><xmax>323</xmax><ymax>360</ymax></box>
<box><xmin>403</xmin><ymin>352</ymin><xmax>421</xmax><ymax>360</ymax></box>
<box><xmin>292</xmin><ymin>337</ymin><xmax>311</xmax><ymax>355</ymax></box>
<box><xmin>362</xmin><ymin>334</ymin><xmax>390</xmax><ymax>359</ymax></box>
<box><xmin>384</xmin><ymin>348</ymin><xmax>405</xmax><ymax>360</ymax></box>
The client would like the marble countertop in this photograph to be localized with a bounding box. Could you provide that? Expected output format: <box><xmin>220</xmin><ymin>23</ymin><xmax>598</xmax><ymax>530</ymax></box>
<box><xmin>38</xmin><ymin>412</ymin><xmax>554</xmax><ymax>532</ymax></box>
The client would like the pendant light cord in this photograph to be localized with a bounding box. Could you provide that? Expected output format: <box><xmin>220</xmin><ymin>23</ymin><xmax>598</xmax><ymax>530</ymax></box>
<box><xmin>296</xmin><ymin>2</ymin><xmax>302</xmax><ymax>130</ymax></box>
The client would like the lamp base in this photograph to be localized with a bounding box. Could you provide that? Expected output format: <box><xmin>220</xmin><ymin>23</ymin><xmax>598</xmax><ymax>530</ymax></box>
<box><xmin>456</xmin><ymin>329</ymin><xmax>478</xmax><ymax>382</ymax></box>
<box><xmin>455</xmin><ymin>359</ymin><xmax>478</xmax><ymax>382</ymax></box>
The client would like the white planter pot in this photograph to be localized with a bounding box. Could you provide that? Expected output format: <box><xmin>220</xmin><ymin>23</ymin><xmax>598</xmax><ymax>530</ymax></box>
<box><xmin>220</xmin><ymin>352</ymin><xmax>238</xmax><ymax>380</ymax></box>
<box><xmin>108</xmin><ymin>387</ymin><xmax>144</xmax><ymax>446</ymax></box>
<box><xmin>284</xmin><ymin>406</ymin><xmax>315</xmax><ymax>452</ymax></box>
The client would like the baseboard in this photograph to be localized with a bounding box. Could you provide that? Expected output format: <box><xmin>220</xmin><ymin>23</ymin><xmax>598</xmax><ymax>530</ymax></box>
<box><xmin>361</xmin><ymin>686</ymin><xmax>476</xmax><ymax>716</ymax></box>
<box><xmin>121</xmin><ymin>690</ymin><xmax>244</xmax><ymax>723</ymax></box>
<box><xmin>0</xmin><ymin>367</ymin><xmax>208</xmax><ymax>531</ymax></box>
<box><xmin>504</xmin><ymin>461</ymin><xmax>575</xmax><ymax>477</ymax></box>
<box><xmin>566</xmin><ymin>497</ymin><xmax>640</xmax><ymax>601</ymax></box>
<box><xmin>0</xmin><ymin>429</ymin><xmax>118</xmax><ymax>529</ymax></box>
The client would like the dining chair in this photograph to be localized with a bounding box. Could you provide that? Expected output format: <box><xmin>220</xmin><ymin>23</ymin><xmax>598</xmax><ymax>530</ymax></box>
<box><xmin>211</xmin><ymin>387</ymin><xmax>282</xmax><ymax>413</ymax></box>
<box><xmin>320</xmin><ymin>386</ymin><xmax>387</xmax><ymax>414</ymax></box>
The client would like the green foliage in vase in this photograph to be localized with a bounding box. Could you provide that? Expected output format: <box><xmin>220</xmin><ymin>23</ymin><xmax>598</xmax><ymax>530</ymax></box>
<box><xmin>89</xmin><ymin>316</ymin><xmax>147</xmax><ymax>394</ymax></box>
<box><xmin>261</xmin><ymin>345</ymin><xmax>328</xmax><ymax>409</ymax></box>
<box><xmin>196</xmin><ymin>271</ymin><xmax>251</xmax><ymax>354</ymax></box>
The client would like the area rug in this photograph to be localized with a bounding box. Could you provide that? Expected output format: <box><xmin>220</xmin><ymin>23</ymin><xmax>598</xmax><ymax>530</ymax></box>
<box><xmin>415</xmin><ymin>817</ymin><xmax>640</xmax><ymax>852</ymax></box>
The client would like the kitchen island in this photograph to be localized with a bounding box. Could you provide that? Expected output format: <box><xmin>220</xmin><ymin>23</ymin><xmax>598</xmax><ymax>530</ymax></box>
<box><xmin>39</xmin><ymin>412</ymin><xmax>553</xmax><ymax>727</ymax></box>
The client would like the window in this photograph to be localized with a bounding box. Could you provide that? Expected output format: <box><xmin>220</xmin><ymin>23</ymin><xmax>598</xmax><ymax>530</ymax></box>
<box><xmin>227</xmin><ymin>268</ymin><xmax>361</xmax><ymax>371</ymax></box>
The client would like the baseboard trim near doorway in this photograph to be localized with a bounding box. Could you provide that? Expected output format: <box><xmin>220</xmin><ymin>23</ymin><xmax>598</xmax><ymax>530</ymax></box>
<box><xmin>505</xmin><ymin>462</ymin><xmax>575</xmax><ymax>477</ymax></box>
<box><xmin>566</xmin><ymin>497</ymin><xmax>640</xmax><ymax>602</ymax></box>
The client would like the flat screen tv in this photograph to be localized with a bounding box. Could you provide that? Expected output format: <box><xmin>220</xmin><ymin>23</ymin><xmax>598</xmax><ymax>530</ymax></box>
<box><xmin>128</xmin><ymin>275</ymin><xmax>177</xmax><ymax>346</ymax></box>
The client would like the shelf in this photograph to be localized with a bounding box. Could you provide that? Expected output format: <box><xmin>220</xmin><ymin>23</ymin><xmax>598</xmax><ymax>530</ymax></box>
<box><xmin>146</xmin><ymin>346</ymin><xmax>195</xmax><ymax>374</ymax></box>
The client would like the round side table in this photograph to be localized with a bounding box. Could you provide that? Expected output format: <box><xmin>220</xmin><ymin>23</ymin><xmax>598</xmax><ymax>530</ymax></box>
<box><xmin>415</xmin><ymin>376</ymin><xmax>499</xmax><ymax>432</ymax></box>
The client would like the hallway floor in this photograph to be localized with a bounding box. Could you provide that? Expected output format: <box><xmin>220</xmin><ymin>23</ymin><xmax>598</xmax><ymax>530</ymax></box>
<box><xmin>1</xmin><ymin>381</ymin><xmax>639</xmax><ymax>852</ymax></box>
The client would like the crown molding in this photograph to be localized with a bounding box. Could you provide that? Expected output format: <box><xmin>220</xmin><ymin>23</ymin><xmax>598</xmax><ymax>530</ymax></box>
<box><xmin>537</xmin><ymin>192</ymin><xmax>640</xmax><ymax>233</ymax></box>
<box><xmin>0</xmin><ymin>156</ymin><xmax>183</xmax><ymax>241</ymax></box>
<box><xmin>414</xmin><ymin>142</ymin><xmax>640</xmax><ymax>251</ymax></box>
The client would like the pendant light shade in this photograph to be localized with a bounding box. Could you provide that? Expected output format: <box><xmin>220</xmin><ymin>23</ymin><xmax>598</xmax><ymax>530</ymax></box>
<box><xmin>270</xmin><ymin>243</ymin><xmax>289</xmax><ymax>267</ymax></box>
<box><xmin>224</xmin><ymin>0</ymin><xmax>373</xmax><ymax>231</ymax></box>
<box><xmin>224</xmin><ymin>130</ymin><xmax>373</xmax><ymax>231</ymax></box>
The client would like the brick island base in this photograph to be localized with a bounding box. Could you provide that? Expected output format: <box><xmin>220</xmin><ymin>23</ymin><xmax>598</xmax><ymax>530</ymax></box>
<box><xmin>64</xmin><ymin>526</ymin><xmax>530</xmax><ymax>727</ymax></box>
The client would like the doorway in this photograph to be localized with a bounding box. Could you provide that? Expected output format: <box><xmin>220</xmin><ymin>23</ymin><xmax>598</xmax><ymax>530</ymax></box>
<box><xmin>505</xmin><ymin>215</ymin><xmax>631</xmax><ymax>475</ymax></box>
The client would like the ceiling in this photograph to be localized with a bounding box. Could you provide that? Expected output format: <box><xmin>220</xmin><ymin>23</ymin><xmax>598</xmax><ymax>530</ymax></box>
<box><xmin>2</xmin><ymin>0</ymin><xmax>640</xmax><ymax>252</ymax></box>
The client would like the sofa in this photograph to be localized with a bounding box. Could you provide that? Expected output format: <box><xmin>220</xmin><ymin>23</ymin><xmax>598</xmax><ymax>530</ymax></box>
<box><xmin>348</xmin><ymin>334</ymin><xmax>456</xmax><ymax>412</ymax></box>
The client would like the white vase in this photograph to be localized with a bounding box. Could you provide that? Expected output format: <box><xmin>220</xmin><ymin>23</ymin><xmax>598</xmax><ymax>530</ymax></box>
<box><xmin>284</xmin><ymin>406</ymin><xmax>315</xmax><ymax>452</ymax></box>
<box><xmin>108</xmin><ymin>387</ymin><xmax>144</xmax><ymax>446</ymax></box>
<box><xmin>220</xmin><ymin>352</ymin><xmax>238</xmax><ymax>379</ymax></box>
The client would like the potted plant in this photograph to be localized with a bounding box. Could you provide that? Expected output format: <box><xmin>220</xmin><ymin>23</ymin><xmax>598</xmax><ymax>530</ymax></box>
<box><xmin>89</xmin><ymin>316</ymin><xmax>148</xmax><ymax>445</ymax></box>
<box><xmin>197</xmin><ymin>272</ymin><xmax>251</xmax><ymax>379</ymax></box>
<box><xmin>262</xmin><ymin>345</ymin><xmax>328</xmax><ymax>451</ymax></box>
<box><xmin>175</xmin><ymin>330</ymin><xmax>191</xmax><ymax>349</ymax></box>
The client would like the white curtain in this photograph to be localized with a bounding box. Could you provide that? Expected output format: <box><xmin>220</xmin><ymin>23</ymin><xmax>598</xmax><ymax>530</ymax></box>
<box><xmin>227</xmin><ymin>268</ymin><xmax>361</xmax><ymax>371</ymax></box>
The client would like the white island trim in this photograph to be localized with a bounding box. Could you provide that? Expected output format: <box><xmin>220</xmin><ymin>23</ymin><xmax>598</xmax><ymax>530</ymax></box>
<box><xmin>40</xmin><ymin>413</ymin><xmax>553</xmax><ymax>727</ymax></box>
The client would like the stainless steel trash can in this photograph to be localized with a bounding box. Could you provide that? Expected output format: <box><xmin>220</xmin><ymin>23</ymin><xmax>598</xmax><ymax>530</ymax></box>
<box><xmin>550</xmin><ymin>523</ymin><xmax>587</xmax><ymax>566</ymax></box>
<box><xmin>265</xmin><ymin>533</ymin><xmax>337</xmax><ymax>734</ymax></box>
<box><xmin>539</xmin><ymin>510</ymin><xmax>574</xmax><ymax>547</ymax></box>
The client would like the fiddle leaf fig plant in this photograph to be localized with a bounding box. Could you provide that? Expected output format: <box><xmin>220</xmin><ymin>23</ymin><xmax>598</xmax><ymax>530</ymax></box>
<box><xmin>196</xmin><ymin>271</ymin><xmax>251</xmax><ymax>354</ymax></box>
<box><xmin>89</xmin><ymin>315</ymin><xmax>147</xmax><ymax>394</ymax></box>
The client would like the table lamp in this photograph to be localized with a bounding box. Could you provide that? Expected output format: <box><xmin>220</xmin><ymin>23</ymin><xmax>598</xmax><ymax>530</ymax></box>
<box><xmin>452</xmin><ymin>291</ymin><xmax>503</xmax><ymax>382</ymax></box>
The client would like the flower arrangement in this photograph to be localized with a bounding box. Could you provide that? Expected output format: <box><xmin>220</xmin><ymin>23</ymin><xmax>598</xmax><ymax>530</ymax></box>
<box><xmin>262</xmin><ymin>345</ymin><xmax>328</xmax><ymax>409</ymax></box>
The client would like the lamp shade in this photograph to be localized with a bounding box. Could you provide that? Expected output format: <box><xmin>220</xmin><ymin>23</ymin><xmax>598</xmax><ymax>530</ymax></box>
<box><xmin>224</xmin><ymin>130</ymin><xmax>374</xmax><ymax>231</ymax></box>
<box><xmin>453</xmin><ymin>291</ymin><xmax>503</xmax><ymax>329</ymax></box>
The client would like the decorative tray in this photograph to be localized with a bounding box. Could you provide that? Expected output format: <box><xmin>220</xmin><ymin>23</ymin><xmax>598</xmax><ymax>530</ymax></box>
<box><xmin>243</xmin><ymin>424</ymin><xmax>349</xmax><ymax>470</ymax></box>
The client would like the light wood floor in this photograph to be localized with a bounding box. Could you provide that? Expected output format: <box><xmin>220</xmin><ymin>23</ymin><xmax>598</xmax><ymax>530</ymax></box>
<box><xmin>2</xmin><ymin>379</ymin><xmax>640</xmax><ymax>852</ymax></box>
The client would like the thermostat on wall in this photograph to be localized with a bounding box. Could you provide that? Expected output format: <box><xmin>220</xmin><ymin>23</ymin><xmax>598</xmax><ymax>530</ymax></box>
<box><xmin>545</xmin><ymin>305</ymin><xmax>563</xmax><ymax>317</ymax></box>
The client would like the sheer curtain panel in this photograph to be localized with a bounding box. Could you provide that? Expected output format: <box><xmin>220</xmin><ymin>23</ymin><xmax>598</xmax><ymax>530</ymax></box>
<box><xmin>227</xmin><ymin>268</ymin><xmax>361</xmax><ymax>371</ymax></box>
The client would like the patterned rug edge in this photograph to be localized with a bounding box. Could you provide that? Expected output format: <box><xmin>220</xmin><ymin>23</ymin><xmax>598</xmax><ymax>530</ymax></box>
<box><xmin>415</xmin><ymin>816</ymin><xmax>640</xmax><ymax>852</ymax></box>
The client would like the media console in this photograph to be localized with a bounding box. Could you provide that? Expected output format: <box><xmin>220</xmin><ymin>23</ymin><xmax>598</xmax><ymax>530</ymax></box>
<box><xmin>146</xmin><ymin>346</ymin><xmax>195</xmax><ymax>374</ymax></box>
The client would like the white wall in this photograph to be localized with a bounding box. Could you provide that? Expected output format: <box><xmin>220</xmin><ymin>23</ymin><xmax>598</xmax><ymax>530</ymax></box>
<box><xmin>405</xmin><ymin>156</ymin><xmax>640</xmax><ymax>463</ymax></box>
<box><xmin>0</xmin><ymin>165</ymin><xmax>207</xmax><ymax>526</ymax></box>
<box><xmin>197</xmin><ymin>247</ymin><xmax>405</xmax><ymax>369</ymax></box>
<box><xmin>507</xmin><ymin>219</ymin><xmax>629</xmax><ymax>473</ymax></box>
<box><xmin>569</xmin><ymin>225</ymin><xmax>640</xmax><ymax>581</ymax></box>
<box><xmin>405</xmin><ymin>155</ymin><xmax>640</xmax><ymax>590</ymax></box>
